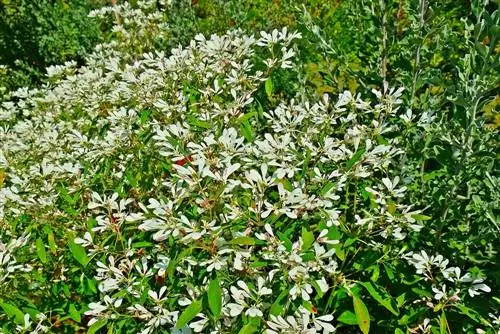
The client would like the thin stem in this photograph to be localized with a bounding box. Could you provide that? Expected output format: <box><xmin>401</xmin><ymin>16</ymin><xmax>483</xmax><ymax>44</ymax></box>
<box><xmin>379</xmin><ymin>0</ymin><xmax>388</xmax><ymax>89</ymax></box>
<box><xmin>410</xmin><ymin>0</ymin><xmax>426</xmax><ymax>107</ymax></box>
<box><xmin>111</xmin><ymin>0</ymin><xmax>121</xmax><ymax>26</ymax></box>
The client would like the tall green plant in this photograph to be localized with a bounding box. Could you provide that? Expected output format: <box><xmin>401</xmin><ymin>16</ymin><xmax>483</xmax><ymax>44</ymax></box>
<box><xmin>0</xmin><ymin>0</ymin><xmax>102</xmax><ymax>89</ymax></box>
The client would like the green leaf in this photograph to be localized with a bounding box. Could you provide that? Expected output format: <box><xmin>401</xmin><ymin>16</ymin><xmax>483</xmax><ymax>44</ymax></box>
<box><xmin>36</xmin><ymin>237</ymin><xmax>48</xmax><ymax>264</ymax></box>
<box><xmin>301</xmin><ymin>300</ymin><xmax>317</xmax><ymax>314</ymax></box>
<box><xmin>269</xmin><ymin>287</ymin><xmax>290</xmax><ymax>315</ymax></box>
<box><xmin>411</xmin><ymin>287</ymin><xmax>432</xmax><ymax>298</ymax></box>
<box><xmin>337</xmin><ymin>310</ymin><xmax>358</xmax><ymax>325</ymax></box>
<box><xmin>22</xmin><ymin>308</ymin><xmax>39</xmax><ymax>320</ymax></box>
<box><xmin>237</xmin><ymin>111</ymin><xmax>257</xmax><ymax>126</ymax></box>
<box><xmin>398</xmin><ymin>307</ymin><xmax>427</xmax><ymax>325</ymax></box>
<box><xmin>265</xmin><ymin>77</ymin><xmax>274</xmax><ymax>98</ymax></box>
<box><xmin>240</xmin><ymin>120</ymin><xmax>254</xmax><ymax>142</ymax></box>
<box><xmin>456</xmin><ymin>304</ymin><xmax>488</xmax><ymax>324</ymax></box>
<box><xmin>300</xmin><ymin>149</ymin><xmax>311</xmax><ymax>180</ymax></box>
<box><xmin>383</xmin><ymin>263</ymin><xmax>394</xmax><ymax>280</ymax></box>
<box><xmin>301</xmin><ymin>228</ymin><xmax>314</xmax><ymax>251</ymax></box>
<box><xmin>231</xmin><ymin>236</ymin><xmax>255</xmax><ymax>246</ymax></box>
<box><xmin>333</xmin><ymin>244</ymin><xmax>345</xmax><ymax>261</ymax></box>
<box><xmin>344</xmin><ymin>237</ymin><xmax>357</xmax><ymax>247</ymax></box>
<box><xmin>125</xmin><ymin>169</ymin><xmax>137</xmax><ymax>187</ymax></box>
<box><xmin>475</xmin><ymin>41</ymin><xmax>488</xmax><ymax>57</ymax></box>
<box><xmin>396</xmin><ymin>293</ymin><xmax>406</xmax><ymax>307</ymax></box>
<box><xmin>186</xmin><ymin>114</ymin><xmax>211</xmax><ymax>129</ymax></box>
<box><xmin>360</xmin><ymin>282</ymin><xmax>399</xmax><ymax>315</ymax></box>
<box><xmin>394</xmin><ymin>329</ymin><xmax>405</xmax><ymax>334</ymax></box>
<box><xmin>168</xmin><ymin>248</ymin><xmax>191</xmax><ymax>282</ymax></box>
<box><xmin>239</xmin><ymin>323</ymin><xmax>258</xmax><ymax>334</ymax></box>
<box><xmin>319</xmin><ymin>181</ymin><xmax>335</xmax><ymax>196</ymax></box>
<box><xmin>88</xmin><ymin>319</ymin><xmax>108</xmax><ymax>334</ymax></box>
<box><xmin>87</xmin><ymin>277</ymin><xmax>98</xmax><ymax>294</ymax></box>
<box><xmin>0</xmin><ymin>302</ymin><xmax>25</xmax><ymax>325</ymax></box>
<box><xmin>131</xmin><ymin>241</ymin><xmax>153</xmax><ymax>248</ymax></box>
<box><xmin>346</xmin><ymin>148</ymin><xmax>365</xmax><ymax>170</ymax></box>
<box><xmin>208</xmin><ymin>278</ymin><xmax>222</xmax><ymax>318</ymax></box>
<box><xmin>140</xmin><ymin>109</ymin><xmax>152</xmax><ymax>124</ymax></box>
<box><xmin>47</xmin><ymin>230</ymin><xmax>57</xmax><ymax>255</ymax></box>
<box><xmin>176</xmin><ymin>299</ymin><xmax>202</xmax><ymax>329</ymax></box>
<box><xmin>68</xmin><ymin>240</ymin><xmax>89</xmax><ymax>266</ymax></box>
<box><xmin>353</xmin><ymin>296</ymin><xmax>370</xmax><ymax>334</ymax></box>
<box><xmin>410</xmin><ymin>214</ymin><xmax>431</xmax><ymax>221</ymax></box>
<box><xmin>68</xmin><ymin>303</ymin><xmax>81</xmax><ymax>323</ymax></box>
<box><xmin>277</xmin><ymin>232</ymin><xmax>292</xmax><ymax>251</ymax></box>
<box><xmin>249</xmin><ymin>261</ymin><xmax>268</xmax><ymax>268</ymax></box>
<box><xmin>440</xmin><ymin>311</ymin><xmax>447</xmax><ymax>334</ymax></box>
<box><xmin>370</xmin><ymin>264</ymin><xmax>380</xmax><ymax>282</ymax></box>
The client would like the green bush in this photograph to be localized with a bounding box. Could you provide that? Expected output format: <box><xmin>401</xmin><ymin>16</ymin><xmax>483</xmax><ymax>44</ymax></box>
<box><xmin>0</xmin><ymin>0</ymin><xmax>498</xmax><ymax>333</ymax></box>
<box><xmin>0</xmin><ymin>0</ymin><xmax>102</xmax><ymax>89</ymax></box>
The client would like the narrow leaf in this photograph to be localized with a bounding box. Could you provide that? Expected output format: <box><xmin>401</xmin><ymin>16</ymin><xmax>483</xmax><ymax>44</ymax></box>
<box><xmin>68</xmin><ymin>240</ymin><xmax>89</xmax><ymax>266</ymax></box>
<box><xmin>0</xmin><ymin>302</ymin><xmax>25</xmax><ymax>325</ymax></box>
<box><xmin>230</xmin><ymin>237</ymin><xmax>255</xmax><ymax>246</ymax></box>
<box><xmin>88</xmin><ymin>319</ymin><xmax>108</xmax><ymax>334</ymax></box>
<box><xmin>240</xmin><ymin>120</ymin><xmax>254</xmax><ymax>142</ymax></box>
<box><xmin>48</xmin><ymin>230</ymin><xmax>57</xmax><ymax>255</ymax></box>
<box><xmin>0</xmin><ymin>169</ymin><xmax>5</xmax><ymax>187</ymax></box>
<box><xmin>353</xmin><ymin>296</ymin><xmax>370</xmax><ymax>334</ymax></box>
<box><xmin>346</xmin><ymin>148</ymin><xmax>365</xmax><ymax>170</ymax></box>
<box><xmin>208</xmin><ymin>278</ymin><xmax>222</xmax><ymax>318</ymax></box>
<box><xmin>265</xmin><ymin>77</ymin><xmax>274</xmax><ymax>98</ymax></box>
<box><xmin>239</xmin><ymin>323</ymin><xmax>258</xmax><ymax>334</ymax></box>
<box><xmin>410</xmin><ymin>214</ymin><xmax>431</xmax><ymax>221</ymax></box>
<box><xmin>176</xmin><ymin>299</ymin><xmax>202</xmax><ymax>329</ymax></box>
<box><xmin>301</xmin><ymin>228</ymin><xmax>314</xmax><ymax>251</ymax></box>
<box><xmin>361</xmin><ymin>282</ymin><xmax>399</xmax><ymax>315</ymax></box>
<box><xmin>456</xmin><ymin>304</ymin><xmax>487</xmax><ymax>324</ymax></box>
<box><xmin>319</xmin><ymin>181</ymin><xmax>335</xmax><ymax>196</ymax></box>
<box><xmin>269</xmin><ymin>287</ymin><xmax>290</xmax><ymax>316</ymax></box>
<box><xmin>440</xmin><ymin>311</ymin><xmax>447</xmax><ymax>334</ymax></box>
<box><xmin>337</xmin><ymin>310</ymin><xmax>358</xmax><ymax>325</ymax></box>
<box><xmin>68</xmin><ymin>304</ymin><xmax>81</xmax><ymax>323</ymax></box>
<box><xmin>36</xmin><ymin>237</ymin><xmax>48</xmax><ymax>264</ymax></box>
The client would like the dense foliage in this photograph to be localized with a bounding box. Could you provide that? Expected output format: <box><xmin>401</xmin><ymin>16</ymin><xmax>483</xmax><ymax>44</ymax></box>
<box><xmin>0</xmin><ymin>0</ymin><xmax>498</xmax><ymax>333</ymax></box>
<box><xmin>0</xmin><ymin>0</ymin><xmax>103</xmax><ymax>90</ymax></box>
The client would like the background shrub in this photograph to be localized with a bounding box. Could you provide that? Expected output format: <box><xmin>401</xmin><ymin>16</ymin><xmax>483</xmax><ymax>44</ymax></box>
<box><xmin>0</xmin><ymin>0</ymin><xmax>103</xmax><ymax>89</ymax></box>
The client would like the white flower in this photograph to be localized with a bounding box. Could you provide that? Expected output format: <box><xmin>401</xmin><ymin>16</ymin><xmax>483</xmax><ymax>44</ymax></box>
<box><xmin>315</xmin><ymin>278</ymin><xmax>330</xmax><ymax>294</ymax></box>
<box><xmin>225</xmin><ymin>278</ymin><xmax>271</xmax><ymax>318</ymax></box>
<box><xmin>15</xmin><ymin>314</ymin><xmax>32</xmax><ymax>332</ymax></box>
<box><xmin>467</xmin><ymin>279</ymin><xmax>491</xmax><ymax>297</ymax></box>
<box><xmin>290</xmin><ymin>282</ymin><xmax>313</xmax><ymax>301</ymax></box>
<box><xmin>381</xmin><ymin>176</ymin><xmax>406</xmax><ymax>197</ymax></box>
<box><xmin>265</xmin><ymin>314</ymin><xmax>310</xmax><ymax>334</ymax></box>
<box><xmin>84</xmin><ymin>295</ymin><xmax>123</xmax><ymax>325</ymax></box>
<box><xmin>488</xmin><ymin>313</ymin><xmax>500</xmax><ymax>326</ymax></box>
<box><xmin>311</xmin><ymin>314</ymin><xmax>335</xmax><ymax>333</ymax></box>
<box><xmin>74</xmin><ymin>232</ymin><xmax>93</xmax><ymax>247</ymax></box>
<box><xmin>432</xmin><ymin>284</ymin><xmax>447</xmax><ymax>300</ymax></box>
<box><xmin>148</xmin><ymin>286</ymin><xmax>168</xmax><ymax>303</ymax></box>
<box><xmin>418</xmin><ymin>318</ymin><xmax>432</xmax><ymax>332</ymax></box>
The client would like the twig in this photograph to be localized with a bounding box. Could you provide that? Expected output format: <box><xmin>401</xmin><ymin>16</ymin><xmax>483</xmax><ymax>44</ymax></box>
<box><xmin>379</xmin><ymin>0</ymin><xmax>388</xmax><ymax>89</ymax></box>
<box><xmin>111</xmin><ymin>0</ymin><xmax>121</xmax><ymax>25</ymax></box>
<box><xmin>410</xmin><ymin>0</ymin><xmax>426</xmax><ymax>108</ymax></box>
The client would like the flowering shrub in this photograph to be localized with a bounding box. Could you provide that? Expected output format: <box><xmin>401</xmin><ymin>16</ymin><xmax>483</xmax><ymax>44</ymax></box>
<box><xmin>0</xmin><ymin>1</ymin><xmax>498</xmax><ymax>333</ymax></box>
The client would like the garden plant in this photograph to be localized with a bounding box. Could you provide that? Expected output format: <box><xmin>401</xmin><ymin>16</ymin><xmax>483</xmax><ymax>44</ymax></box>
<box><xmin>0</xmin><ymin>0</ymin><xmax>498</xmax><ymax>333</ymax></box>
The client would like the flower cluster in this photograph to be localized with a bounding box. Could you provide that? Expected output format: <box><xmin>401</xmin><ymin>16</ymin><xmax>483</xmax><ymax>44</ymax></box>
<box><xmin>0</xmin><ymin>1</ymin><xmax>495</xmax><ymax>333</ymax></box>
